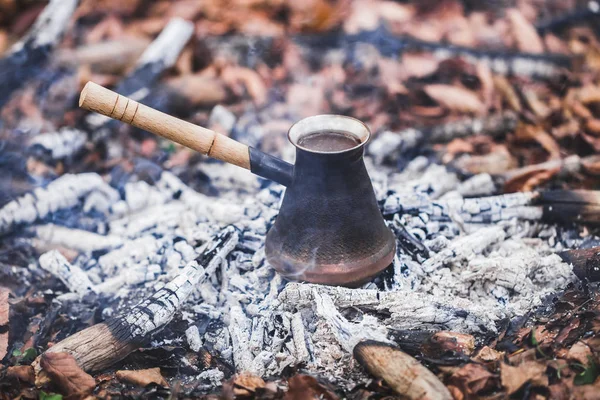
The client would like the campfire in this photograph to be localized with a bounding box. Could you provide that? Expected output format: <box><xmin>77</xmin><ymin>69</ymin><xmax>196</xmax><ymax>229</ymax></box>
<box><xmin>1</xmin><ymin>0</ymin><xmax>600</xmax><ymax>399</ymax></box>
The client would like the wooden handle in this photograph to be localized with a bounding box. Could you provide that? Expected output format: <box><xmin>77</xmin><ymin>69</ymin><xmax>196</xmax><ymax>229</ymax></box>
<box><xmin>79</xmin><ymin>81</ymin><xmax>251</xmax><ymax>169</ymax></box>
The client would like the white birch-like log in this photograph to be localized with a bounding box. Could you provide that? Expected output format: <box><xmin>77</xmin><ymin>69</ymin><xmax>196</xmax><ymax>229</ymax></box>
<box><xmin>7</xmin><ymin>0</ymin><xmax>79</xmax><ymax>54</ymax></box>
<box><xmin>0</xmin><ymin>173</ymin><xmax>106</xmax><ymax>235</ymax></box>
<box><xmin>34</xmin><ymin>226</ymin><xmax>238</xmax><ymax>375</ymax></box>
<box><xmin>28</xmin><ymin>128</ymin><xmax>87</xmax><ymax>160</ymax></box>
<box><xmin>34</xmin><ymin>224</ymin><xmax>122</xmax><ymax>252</ymax></box>
<box><xmin>86</xmin><ymin>18</ymin><xmax>194</xmax><ymax>129</ymax></box>
<box><xmin>38</xmin><ymin>250</ymin><xmax>95</xmax><ymax>296</ymax></box>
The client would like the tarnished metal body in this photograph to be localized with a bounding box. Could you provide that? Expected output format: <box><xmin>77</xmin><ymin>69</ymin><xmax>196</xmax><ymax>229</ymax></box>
<box><xmin>263</xmin><ymin>115</ymin><xmax>396</xmax><ymax>286</ymax></box>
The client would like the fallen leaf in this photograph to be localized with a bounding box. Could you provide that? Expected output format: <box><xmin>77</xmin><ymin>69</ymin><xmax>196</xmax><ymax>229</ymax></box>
<box><xmin>515</xmin><ymin>124</ymin><xmax>560</xmax><ymax>159</ymax></box>
<box><xmin>116</xmin><ymin>367</ymin><xmax>168</xmax><ymax>387</ymax></box>
<box><xmin>40</xmin><ymin>352</ymin><xmax>96</xmax><ymax>396</ymax></box>
<box><xmin>6</xmin><ymin>365</ymin><xmax>35</xmax><ymax>384</ymax></box>
<box><xmin>454</xmin><ymin>145</ymin><xmax>516</xmax><ymax>175</ymax></box>
<box><xmin>423</xmin><ymin>331</ymin><xmax>475</xmax><ymax>356</ymax></box>
<box><xmin>284</xmin><ymin>374</ymin><xmax>338</xmax><ymax>400</ymax></box>
<box><xmin>567</xmin><ymin>341</ymin><xmax>593</xmax><ymax>366</ymax></box>
<box><xmin>447</xmin><ymin>363</ymin><xmax>497</xmax><ymax>398</ymax></box>
<box><xmin>500</xmin><ymin>361</ymin><xmax>548</xmax><ymax>395</ymax></box>
<box><xmin>424</xmin><ymin>84</ymin><xmax>485</xmax><ymax>114</ymax></box>
<box><xmin>473</xmin><ymin>346</ymin><xmax>505</xmax><ymax>363</ymax></box>
<box><xmin>232</xmin><ymin>372</ymin><xmax>265</xmax><ymax>397</ymax></box>
<box><xmin>400</xmin><ymin>53</ymin><xmax>440</xmax><ymax>79</ymax></box>
<box><xmin>586</xmin><ymin>119</ymin><xmax>600</xmax><ymax>136</ymax></box>
<box><xmin>493</xmin><ymin>76</ymin><xmax>521</xmax><ymax>112</ymax></box>
<box><xmin>0</xmin><ymin>287</ymin><xmax>9</xmax><ymax>326</ymax></box>
<box><xmin>577</xmin><ymin>85</ymin><xmax>600</xmax><ymax>104</ymax></box>
<box><xmin>506</xmin><ymin>9</ymin><xmax>544</xmax><ymax>53</ymax></box>
<box><xmin>353</xmin><ymin>340</ymin><xmax>452</xmax><ymax>400</ymax></box>
<box><xmin>222</xmin><ymin>66</ymin><xmax>267</xmax><ymax>106</ymax></box>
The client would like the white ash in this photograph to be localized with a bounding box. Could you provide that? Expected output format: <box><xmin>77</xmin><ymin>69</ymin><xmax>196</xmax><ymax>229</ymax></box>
<box><xmin>38</xmin><ymin>250</ymin><xmax>95</xmax><ymax>296</ymax></box>
<box><xmin>209</xmin><ymin>105</ymin><xmax>237</xmax><ymax>135</ymax></box>
<box><xmin>28</xmin><ymin>128</ymin><xmax>87</xmax><ymax>160</ymax></box>
<box><xmin>21</xmin><ymin>156</ymin><xmax>587</xmax><ymax>385</ymax></box>
<box><xmin>186</xmin><ymin>325</ymin><xmax>203</xmax><ymax>352</ymax></box>
<box><xmin>0</xmin><ymin>173</ymin><xmax>107</xmax><ymax>235</ymax></box>
<box><xmin>34</xmin><ymin>224</ymin><xmax>122</xmax><ymax>252</ymax></box>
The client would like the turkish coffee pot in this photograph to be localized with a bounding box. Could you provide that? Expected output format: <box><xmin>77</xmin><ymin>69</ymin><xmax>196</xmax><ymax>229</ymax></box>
<box><xmin>80</xmin><ymin>82</ymin><xmax>396</xmax><ymax>286</ymax></box>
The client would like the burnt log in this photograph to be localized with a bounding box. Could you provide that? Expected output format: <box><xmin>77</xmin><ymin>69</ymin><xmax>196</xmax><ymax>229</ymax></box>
<box><xmin>0</xmin><ymin>0</ymin><xmax>79</xmax><ymax>109</ymax></box>
<box><xmin>558</xmin><ymin>247</ymin><xmax>600</xmax><ymax>282</ymax></box>
<box><xmin>85</xmin><ymin>18</ymin><xmax>194</xmax><ymax>135</ymax></box>
<box><xmin>33</xmin><ymin>226</ymin><xmax>238</xmax><ymax>375</ymax></box>
<box><xmin>295</xmin><ymin>25</ymin><xmax>572</xmax><ymax>78</ymax></box>
<box><xmin>369</xmin><ymin>112</ymin><xmax>517</xmax><ymax>164</ymax></box>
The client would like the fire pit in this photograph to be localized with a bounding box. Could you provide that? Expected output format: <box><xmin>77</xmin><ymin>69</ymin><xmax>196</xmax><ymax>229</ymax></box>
<box><xmin>1</xmin><ymin>1</ymin><xmax>600</xmax><ymax>399</ymax></box>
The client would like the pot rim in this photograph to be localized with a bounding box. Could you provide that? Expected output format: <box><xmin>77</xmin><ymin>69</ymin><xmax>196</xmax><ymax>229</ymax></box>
<box><xmin>287</xmin><ymin>114</ymin><xmax>371</xmax><ymax>154</ymax></box>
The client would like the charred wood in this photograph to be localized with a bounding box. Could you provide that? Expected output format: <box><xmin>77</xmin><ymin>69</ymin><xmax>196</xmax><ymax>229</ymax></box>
<box><xmin>85</xmin><ymin>18</ymin><xmax>194</xmax><ymax>134</ymax></box>
<box><xmin>0</xmin><ymin>173</ymin><xmax>112</xmax><ymax>236</ymax></box>
<box><xmin>354</xmin><ymin>340</ymin><xmax>452</xmax><ymax>400</ymax></box>
<box><xmin>296</xmin><ymin>26</ymin><xmax>571</xmax><ymax>78</ymax></box>
<box><xmin>558</xmin><ymin>246</ymin><xmax>600</xmax><ymax>282</ymax></box>
<box><xmin>0</xmin><ymin>0</ymin><xmax>79</xmax><ymax>109</ymax></box>
<box><xmin>368</xmin><ymin>112</ymin><xmax>517</xmax><ymax>164</ymax></box>
<box><xmin>33</xmin><ymin>227</ymin><xmax>238</xmax><ymax>374</ymax></box>
<box><xmin>28</xmin><ymin>128</ymin><xmax>87</xmax><ymax>162</ymax></box>
<box><xmin>536</xmin><ymin>4</ymin><xmax>600</xmax><ymax>34</ymax></box>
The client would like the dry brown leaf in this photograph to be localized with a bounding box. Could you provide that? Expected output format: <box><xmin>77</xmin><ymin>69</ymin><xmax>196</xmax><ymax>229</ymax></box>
<box><xmin>493</xmin><ymin>76</ymin><xmax>521</xmax><ymax>112</ymax></box>
<box><xmin>288</xmin><ymin>0</ymin><xmax>343</xmax><ymax>33</ymax></box>
<box><xmin>523</xmin><ymin>90</ymin><xmax>551</xmax><ymax>119</ymax></box>
<box><xmin>284</xmin><ymin>374</ymin><xmax>339</xmax><ymax>400</ymax></box>
<box><xmin>116</xmin><ymin>367</ymin><xmax>168</xmax><ymax>387</ymax></box>
<box><xmin>423</xmin><ymin>84</ymin><xmax>485</xmax><ymax>114</ymax></box>
<box><xmin>423</xmin><ymin>331</ymin><xmax>475</xmax><ymax>356</ymax></box>
<box><xmin>476</xmin><ymin>62</ymin><xmax>494</xmax><ymax>107</ymax></box>
<box><xmin>516</xmin><ymin>124</ymin><xmax>560</xmax><ymax>159</ymax></box>
<box><xmin>552</xmin><ymin>120</ymin><xmax>580</xmax><ymax>140</ymax></box>
<box><xmin>473</xmin><ymin>346</ymin><xmax>505</xmax><ymax>363</ymax></box>
<box><xmin>455</xmin><ymin>146</ymin><xmax>516</xmax><ymax>175</ymax></box>
<box><xmin>582</xmin><ymin>132</ymin><xmax>600</xmax><ymax>152</ymax></box>
<box><xmin>0</xmin><ymin>287</ymin><xmax>9</xmax><ymax>326</ymax></box>
<box><xmin>500</xmin><ymin>361</ymin><xmax>548</xmax><ymax>395</ymax></box>
<box><xmin>166</xmin><ymin>75</ymin><xmax>227</xmax><ymax>106</ymax></box>
<box><xmin>0</xmin><ymin>287</ymin><xmax>9</xmax><ymax>360</ymax></box>
<box><xmin>0</xmin><ymin>332</ymin><xmax>7</xmax><ymax>362</ymax></box>
<box><xmin>400</xmin><ymin>53</ymin><xmax>440</xmax><ymax>79</ymax></box>
<box><xmin>577</xmin><ymin>86</ymin><xmax>600</xmax><ymax>104</ymax></box>
<box><xmin>506</xmin><ymin>9</ymin><xmax>544</xmax><ymax>53</ymax></box>
<box><xmin>232</xmin><ymin>372</ymin><xmax>265</xmax><ymax>396</ymax></box>
<box><xmin>586</xmin><ymin>119</ymin><xmax>600</xmax><ymax>136</ymax></box>
<box><xmin>532</xmin><ymin>325</ymin><xmax>556</xmax><ymax>347</ymax></box>
<box><xmin>221</xmin><ymin>66</ymin><xmax>267</xmax><ymax>106</ymax></box>
<box><xmin>447</xmin><ymin>363</ymin><xmax>496</xmax><ymax>398</ymax></box>
<box><xmin>353</xmin><ymin>341</ymin><xmax>452</xmax><ymax>400</ymax></box>
<box><xmin>40</xmin><ymin>352</ymin><xmax>96</xmax><ymax>396</ymax></box>
<box><xmin>6</xmin><ymin>365</ymin><xmax>35</xmax><ymax>384</ymax></box>
<box><xmin>567</xmin><ymin>341</ymin><xmax>593</xmax><ymax>366</ymax></box>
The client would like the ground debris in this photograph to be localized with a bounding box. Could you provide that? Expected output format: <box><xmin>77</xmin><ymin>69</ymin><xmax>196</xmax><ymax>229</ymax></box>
<box><xmin>39</xmin><ymin>352</ymin><xmax>96</xmax><ymax>396</ymax></box>
<box><xmin>353</xmin><ymin>340</ymin><xmax>451</xmax><ymax>400</ymax></box>
<box><xmin>116</xmin><ymin>367</ymin><xmax>168</xmax><ymax>387</ymax></box>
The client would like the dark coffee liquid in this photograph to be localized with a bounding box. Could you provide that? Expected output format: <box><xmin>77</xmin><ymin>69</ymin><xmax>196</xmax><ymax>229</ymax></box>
<box><xmin>297</xmin><ymin>131</ymin><xmax>361</xmax><ymax>152</ymax></box>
